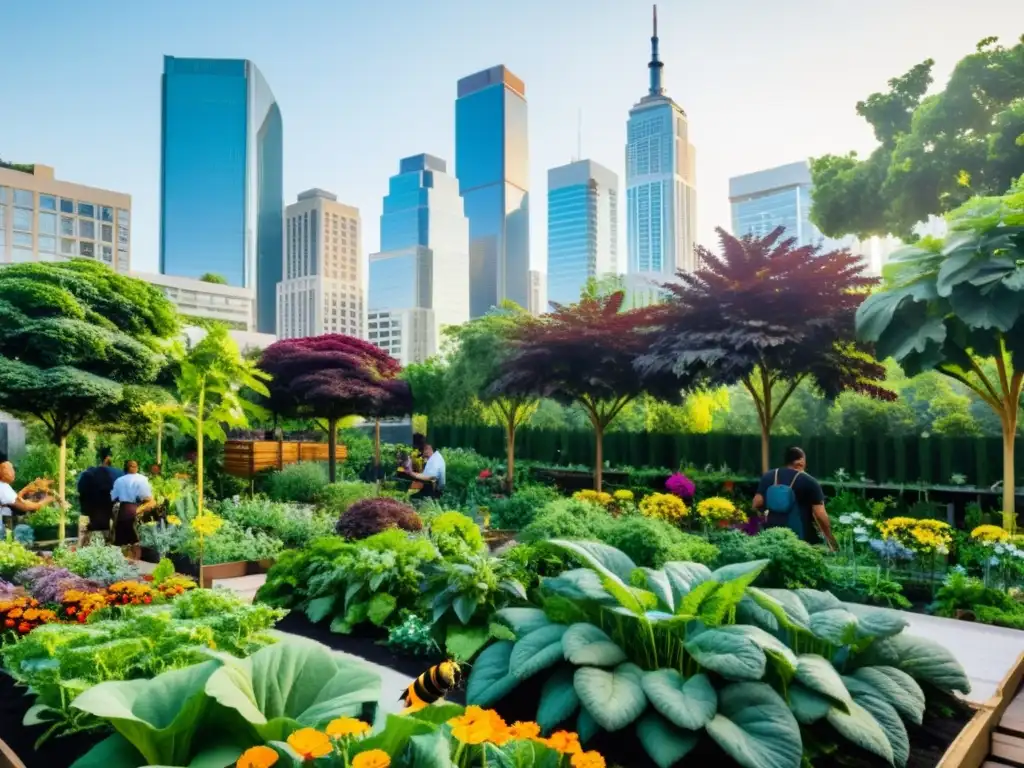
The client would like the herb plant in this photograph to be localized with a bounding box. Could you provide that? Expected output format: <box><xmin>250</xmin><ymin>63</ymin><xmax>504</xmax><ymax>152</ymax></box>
<box><xmin>0</xmin><ymin>539</ymin><xmax>41</xmax><ymax>580</ymax></box>
<box><xmin>52</xmin><ymin>541</ymin><xmax>138</xmax><ymax>586</ymax></box>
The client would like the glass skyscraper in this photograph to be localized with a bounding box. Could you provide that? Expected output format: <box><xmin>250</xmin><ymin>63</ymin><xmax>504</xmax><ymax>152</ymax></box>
<box><xmin>625</xmin><ymin>6</ymin><xmax>697</xmax><ymax>277</ymax></box>
<box><xmin>547</xmin><ymin>159</ymin><xmax>619</xmax><ymax>307</ymax></box>
<box><xmin>729</xmin><ymin>161</ymin><xmax>825</xmax><ymax>247</ymax></box>
<box><xmin>454</xmin><ymin>65</ymin><xmax>530</xmax><ymax>317</ymax></box>
<box><xmin>367</xmin><ymin>154</ymin><xmax>470</xmax><ymax>364</ymax></box>
<box><xmin>160</xmin><ymin>56</ymin><xmax>283</xmax><ymax>333</ymax></box>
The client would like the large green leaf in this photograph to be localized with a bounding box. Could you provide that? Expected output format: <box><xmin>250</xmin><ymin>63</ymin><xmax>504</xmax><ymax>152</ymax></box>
<box><xmin>354</xmin><ymin>713</ymin><xmax>434</xmax><ymax>757</ymax></box>
<box><xmin>510</xmin><ymin>624</ymin><xmax>568</xmax><ymax>681</ymax></box>
<box><xmin>635</xmin><ymin>711</ymin><xmax>699</xmax><ymax>768</ymax></box>
<box><xmin>787</xmin><ymin>683</ymin><xmax>832</xmax><ymax>724</ymax></box>
<box><xmin>847</xmin><ymin>667</ymin><xmax>926</xmax><ymax>725</ymax></box>
<box><xmin>826</xmin><ymin>701</ymin><xmax>894</xmax><ymax>765</ymax></box>
<box><xmin>542</xmin><ymin>569</ymin><xmax>615</xmax><ymax>604</ymax></box>
<box><xmin>548</xmin><ymin>539</ymin><xmax>638</xmax><ymax>581</ymax></box>
<box><xmin>408</xmin><ymin>730</ymin><xmax>455</xmax><ymax>768</ymax></box>
<box><xmin>809</xmin><ymin>608</ymin><xmax>859</xmax><ymax>646</ymax></box>
<box><xmin>304</xmin><ymin>595</ymin><xmax>336</xmax><ymax>623</ymax></box>
<box><xmin>367</xmin><ymin>593</ymin><xmax>398</xmax><ymax>627</ymax></box>
<box><xmin>576</xmin><ymin>707</ymin><xmax>600</xmax><ymax>744</ymax></box>
<box><xmin>446</xmin><ymin>624</ymin><xmax>490</xmax><ymax>662</ymax></box>
<box><xmin>466</xmin><ymin>641</ymin><xmax>518</xmax><ymax>707</ymax></box>
<box><xmin>794</xmin><ymin>655</ymin><xmax>852</xmax><ymax>712</ymax></box>
<box><xmin>71</xmin><ymin>660</ymin><xmax>221</xmax><ymax>767</ymax></box>
<box><xmin>70</xmin><ymin>734</ymin><xmax>147</xmax><ymax>768</ymax></box>
<box><xmin>640</xmin><ymin>567</ymin><xmax>676</xmax><ymax>612</ymax></box>
<box><xmin>640</xmin><ymin>669</ymin><xmax>717</xmax><ymax>730</ymax></box>
<box><xmin>573</xmin><ymin>663</ymin><xmax>647</xmax><ymax>732</ymax></box>
<box><xmin>854</xmin><ymin>609</ymin><xmax>909</xmax><ymax>640</ymax></box>
<box><xmin>536</xmin><ymin>666</ymin><xmax>579</xmax><ymax>732</ymax></box>
<box><xmin>204</xmin><ymin>637</ymin><xmax>381</xmax><ymax>741</ymax></box>
<box><xmin>561</xmin><ymin>623</ymin><xmax>627</xmax><ymax>667</ymax></box>
<box><xmin>711</xmin><ymin>560</ymin><xmax>769</xmax><ymax>585</ymax></box>
<box><xmin>685</xmin><ymin>625</ymin><xmax>794</xmax><ymax>681</ymax></box>
<box><xmin>793</xmin><ymin>589</ymin><xmax>842</xmax><ymax>614</ymax></box>
<box><xmin>706</xmin><ymin>682</ymin><xmax>802</xmax><ymax>768</ymax></box>
<box><xmin>856</xmin><ymin>634</ymin><xmax>970</xmax><ymax>695</ymax></box>
<box><xmin>728</xmin><ymin>625</ymin><xmax>798</xmax><ymax>677</ymax></box>
<box><xmin>852</xmin><ymin>691</ymin><xmax>909</xmax><ymax>767</ymax></box>
<box><xmin>759</xmin><ymin>588</ymin><xmax>811</xmax><ymax>628</ymax></box>
<box><xmin>662</xmin><ymin>562</ymin><xmax>713</xmax><ymax>604</ymax></box>
<box><xmin>736</xmin><ymin>594</ymin><xmax>780</xmax><ymax>634</ymax></box>
<box><xmin>494</xmin><ymin>607</ymin><xmax>553</xmax><ymax>638</ymax></box>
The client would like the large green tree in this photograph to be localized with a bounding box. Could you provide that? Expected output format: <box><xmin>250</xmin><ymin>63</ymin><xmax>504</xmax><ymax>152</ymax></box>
<box><xmin>857</xmin><ymin>179</ymin><xmax>1024</xmax><ymax>526</ymax></box>
<box><xmin>0</xmin><ymin>261</ymin><xmax>179</xmax><ymax>537</ymax></box>
<box><xmin>811</xmin><ymin>36</ymin><xmax>1024</xmax><ymax>241</ymax></box>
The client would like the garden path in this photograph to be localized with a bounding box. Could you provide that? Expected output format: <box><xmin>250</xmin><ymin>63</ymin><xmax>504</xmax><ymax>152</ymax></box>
<box><xmin>209</xmin><ymin>574</ymin><xmax>1024</xmax><ymax>708</ymax></box>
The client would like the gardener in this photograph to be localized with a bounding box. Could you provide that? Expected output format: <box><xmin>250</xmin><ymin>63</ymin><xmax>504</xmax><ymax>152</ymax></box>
<box><xmin>751</xmin><ymin>446</ymin><xmax>837</xmax><ymax>550</ymax></box>
<box><xmin>0</xmin><ymin>460</ymin><xmax>55</xmax><ymax>535</ymax></box>
<box><xmin>77</xmin><ymin>448</ymin><xmax>123</xmax><ymax>544</ymax></box>
<box><xmin>399</xmin><ymin>441</ymin><xmax>446</xmax><ymax>500</ymax></box>
<box><xmin>110</xmin><ymin>460</ymin><xmax>156</xmax><ymax>548</ymax></box>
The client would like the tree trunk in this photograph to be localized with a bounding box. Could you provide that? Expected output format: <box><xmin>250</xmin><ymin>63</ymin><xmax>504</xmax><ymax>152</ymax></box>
<box><xmin>328</xmin><ymin>416</ymin><xmax>339</xmax><ymax>483</ymax></box>
<box><xmin>594</xmin><ymin>424</ymin><xmax>604</xmax><ymax>492</ymax></box>
<box><xmin>1002</xmin><ymin>423</ymin><xmax>1017</xmax><ymax>532</ymax></box>
<box><xmin>156</xmin><ymin>416</ymin><xmax>163</xmax><ymax>467</ymax></box>
<box><xmin>374</xmin><ymin>419</ymin><xmax>382</xmax><ymax>481</ymax></box>
<box><xmin>196</xmin><ymin>385</ymin><xmax>205</xmax><ymax>516</ymax></box>
<box><xmin>506</xmin><ymin>415</ymin><xmax>517</xmax><ymax>493</ymax></box>
<box><xmin>57</xmin><ymin>435</ymin><xmax>67</xmax><ymax>542</ymax></box>
<box><xmin>760</xmin><ymin>418</ymin><xmax>771</xmax><ymax>474</ymax></box>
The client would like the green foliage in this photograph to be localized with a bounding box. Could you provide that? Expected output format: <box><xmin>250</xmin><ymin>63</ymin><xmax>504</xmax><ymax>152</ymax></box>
<box><xmin>53</xmin><ymin>542</ymin><xmax>138</xmax><ymax>586</ymax></box>
<box><xmin>151</xmin><ymin>558</ymin><xmax>175</xmax><ymax>586</ymax></box>
<box><xmin>315</xmin><ymin>480</ymin><xmax>378</xmax><ymax>514</ymax></box>
<box><xmin>599</xmin><ymin>516</ymin><xmax>719</xmax><ymax>569</ymax></box>
<box><xmin>519</xmin><ymin>498</ymin><xmax>612</xmax><ymax>543</ymax></box>
<box><xmin>385</xmin><ymin>612</ymin><xmax>441</xmax><ymax>658</ymax></box>
<box><xmin>0</xmin><ymin>540</ymin><xmax>41</xmax><ymax>579</ymax></box>
<box><xmin>198</xmin><ymin>273</ymin><xmax>228</xmax><ymax>284</ymax></box>
<box><xmin>268</xmin><ymin>462</ymin><xmax>330</xmax><ymax>503</ymax></box>
<box><xmin>829</xmin><ymin>569</ymin><xmax>912</xmax><ymax>610</ymax></box>
<box><xmin>336</xmin><ymin>497</ymin><xmax>423</xmax><ymax>540</ymax></box>
<box><xmin>217</xmin><ymin>496</ymin><xmax>334</xmax><ymax>550</ymax></box>
<box><xmin>488</xmin><ymin>484</ymin><xmax>561</xmax><ymax>530</ymax></box>
<box><xmin>436</xmin><ymin>447</ymin><xmax>491</xmax><ymax>506</ymax></box>
<box><xmin>932</xmin><ymin>570</ymin><xmax>1024</xmax><ymax>629</ymax></box>
<box><xmin>177</xmin><ymin>519</ymin><xmax>284</xmax><ymax>565</ymax></box>
<box><xmin>338</xmin><ymin>428</ymin><xmax>374</xmax><ymax>476</ymax></box>
<box><xmin>713</xmin><ymin>529</ymin><xmax>830</xmax><ymax>589</ymax></box>
<box><xmin>427</xmin><ymin>510</ymin><xmax>486</xmax><ymax>558</ymax></box>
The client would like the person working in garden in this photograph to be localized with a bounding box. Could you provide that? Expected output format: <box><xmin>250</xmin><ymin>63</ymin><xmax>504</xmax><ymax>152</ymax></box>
<box><xmin>110</xmin><ymin>460</ymin><xmax>155</xmax><ymax>547</ymax></box>
<box><xmin>0</xmin><ymin>461</ymin><xmax>54</xmax><ymax>535</ymax></box>
<box><xmin>77</xmin><ymin>448</ymin><xmax>123</xmax><ymax>544</ymax></box>
<box><xmin>399</xmin><ymin>442</ymin><xmax>446</xmax><ymax>499</ymax></box>
<box><xmin>752</xmin><ymin>446</ymin><xmax>838</xmax><ymax>551</ymax></box>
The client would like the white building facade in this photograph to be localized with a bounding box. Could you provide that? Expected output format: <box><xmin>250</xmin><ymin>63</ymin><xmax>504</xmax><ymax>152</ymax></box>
<box><xmin>133</xmin><ymin>272</ymin><xmax>254</xmax><ymax>329</ymax></box>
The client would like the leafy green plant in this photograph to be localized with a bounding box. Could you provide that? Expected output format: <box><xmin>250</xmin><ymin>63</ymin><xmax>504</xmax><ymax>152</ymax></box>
<box><xmin>315</xmin><ymin>481</ymin><xmax>377</xmax><ymax>515</ymax></box>
<box><xmin>0</xmin><ymin>539</ymin><xmax>41</xmax><ymax>579</ymax></box>
<box><xmin>828</xmin><ymin>568</ymin><xmax>911</xmax><ymax>609</ymax></box>
<box><xmin>713</xmin><ymin>528</ymin><xmax>830</xmax><ymax>589</ymax></box>
<box><xmin>53</xmin><ymin>542</ymin><xmax>138</xmax><ymax>586</ymax></box>
<box><xmin>519</xmin><ymin>499</ymin><xmax>612</xmax><ymax>543</ymax></box>
<box><xmin>428</xmin><ymin>510</ymin><xmax>486</xmax><ymax>558</ymax></box>
<box><xmin>268</xmin><ymin>462</ymin><xmax>330</xmax><ymax>504</ymax></box>
<box><xmin>176</xmin><ymin>520</ymin><xmax>284</xmax><ymax>564</ymax></box>
<box><xmin>217</xmin><ymin>496</ymin><xmax>335</xmax><ymax>549</ymax></box>
<box><xmin>599</xmin><ymin>515</ymin><xmax>718</xmax><ymax>568</ymax></box>
<box><xmin>26</xmin><ymin>503</ymin><xmax>80</xmax><ymax>531</ymax></box>
<box><xmin>436</xmin><ymin>447</ymin><xmax>491</xmax><ymax>506</ymax></box>
<box><xmin>386</xmin><ymin>612</ymin><xmax>441</xmax><ymax>658</ymax></box>
<box><xmin>488</xmin><ymin>484</ymin><xmax>561</xmax><ymax>530</ymax></box>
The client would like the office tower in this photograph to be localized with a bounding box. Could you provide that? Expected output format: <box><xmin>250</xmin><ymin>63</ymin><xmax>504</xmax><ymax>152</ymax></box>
<box><xmin>134</xmin><ymin>272</ymin><xmax>254</xmax><ymax>330</ymax></box>
<box><xmin>528</xmin><ymin>269</ymin><xmax>547</xmax><ymax>315</ymax></box>
<box><xmin>367</xmin><ymin>154</ymin><xmax>470</xmax><ymax>364</ymax></box>
<box><xmin>276</xmin><ymin>190</ymin><xmax>363</xmax><ymax>339</ymax></box>
<box><xmin>547</xmin><ymin>160</ymin><xmax>619</xmax><ymax>306</ymax></box>
<box><xmin>625</xmin><ymin>6</ymin><xmax>697</xmax><ymax>277</ymax></box>
<box><xmin>455</xmin><ymin>65</ymin><xmax>531</xmax><ymax>317</ymax></box>
<box><xmin>0</xmin><ymin>163</ymin><xmax>131</xmax><ymax>272</ymax></box>
<box><xmin>160</xmin><ymin>56</ymin><xmax>283</xmax><ymax>333</ymax></box>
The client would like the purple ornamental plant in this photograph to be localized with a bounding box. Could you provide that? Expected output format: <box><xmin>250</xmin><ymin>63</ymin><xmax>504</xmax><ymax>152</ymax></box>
<box><xmin>0</xmin><ymin>579</ymin><xmax>14</xmax><ymax>598</ymax></box>
<box><xmin>17</xmin><ymin>565</ymin><xmax>102</xmax><ymax>604</ymax></box>
<box><xmin>665</xmin><ymin>472</ymin><xmax>696</xmax><ymax>502</ymax></box>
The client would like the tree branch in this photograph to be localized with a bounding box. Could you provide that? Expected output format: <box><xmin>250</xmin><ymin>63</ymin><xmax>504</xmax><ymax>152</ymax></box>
<box><xmin>938</xmin><ymin>364</ymin><xmax>1003</xmax><ymax>412</ymax></box>
<box><xmin>770</xmin><ymin>375</ymin><xmax>806</xmax><ymax>423</ymax></box>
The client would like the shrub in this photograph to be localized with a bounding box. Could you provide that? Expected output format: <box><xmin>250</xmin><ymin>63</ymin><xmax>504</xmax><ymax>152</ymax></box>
<box><xmin>315</xmin><ymin>481</ymin><xmax>378</xmax><ymax>515</ymax></box>
<box><xmin>267</xmin><ymin>462</ymin><xmax>329</xmax><ymax>504</ymax></box>
<box><xmin>598</xmin><ymin>516</ymin><xmax>718</xmax><ymax>568</ymax></box>
<box><xmin>429</xmin><ymin>511</ymin><xmax>486</xmax><ymax>557</ymax></box>
<box><xmin>712</xmin><ymin>528</ymin><xmax>829</xmax><ymax>588</ymax></box>
<box><xmin>336</xmin><ymin>497</ymin><xmax>423</xmax><ymax>540</ymax></box>
<box><xmin>573</xmin><ymin>490</ymin><xmax>613</xmax><ymax>508</ymax></box>
<box><xmin>436</xmin><ymin>447</ymin><xmax>490</xmax><ymax>505</ymax></box>
<box><xmin>52</xmin><ymin>542</ymin><xmax>137</xmax><ymax>586</ymax></box>
<box><xmin>338</xmin><ymin>428</ymin><xmax>374</xmax><ymax>477</ymax></box>
<box><xmin>177</xmin><ymin>520</ymin><xmax>284</xmax><ymax>565</ymax></box>
<box><xmin>488</xmin><ymin>484</ymin><xmax>560</xmax><ymax>530</ymax></box>
<box><xmin>639</xmin><ymin>492</ymin><xmax>689</xmax><ymax>524</ymax></box>
<box><xmin>519</xmin><ymin>499</ymin><xmax>612</xmax><ymax>543</ymax></box>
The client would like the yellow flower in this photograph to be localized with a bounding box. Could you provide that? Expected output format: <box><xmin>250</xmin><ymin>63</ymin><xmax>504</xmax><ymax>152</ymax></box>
<box><xmin>971</xmin><ymin>524</ymin><xmax>1009</xmax><ymax>543</ymax></box>
<box><xmin>286</xmin><ymin>728</ymin><xmax>333</xmax><ymax>760</ymax></box>
<box><xmin>166</xmin><ymin>514</ymin><xmax>182</xmax><ymax>526</ymax></box>
<box><xmin>236</xmin><ymin>745</ymin><xmax>279</xmax><ymax>768</ymax></box>
<box><xmin>639</xmin><ymin>493</ymin><xmax>689</xmax><ymax>524</ymax></box>
<box><xmin>573</xmin><ymin>490</ymin><xmax>614</xmax><ymax>508</ymax></box>
<box><xmin>695</xmin><ymin>497</ymin><xmax>745</xmax><ymax>524</ymax></box>
<box><xmin>613</xmin><ymin>490</ymin><xmax>634</xmax><ymax>502</ymax></box>
<box><xmin>326</xmin><ymin>717</ymin><xmax>371</xmax><ymax>739</ymax></box>
<box><xmin>447</xmin><ymin>706</ymin><xmax>507</xmax><ymax>745</ymax></box>
<box><xmin>352</xmin><ymin>750</ymin><xmax>391</xmax><ymax>768</ymax></box>
<box><xmin>191</xmin><ymin>514</ymin><xmax>225</xmax><ymax>537</ymax></box>
<box><xmin>508</xmin><ymin>721</ymin><xmax>541</xmax><ymax>740</ymax></box>
<box><xmin>571</xmin><ymin>751</ymin><xmax>607</xmax><ymax>768</ymax></box>
<box><xmin>544</xmin><ymin>730</ymin><xmax>582</xmax><ymax>755</ymax></box>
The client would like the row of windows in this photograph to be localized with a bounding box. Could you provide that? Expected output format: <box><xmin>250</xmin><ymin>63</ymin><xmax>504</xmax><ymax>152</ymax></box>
<box><xmin>0</xmin><ymin>186</ymin><xmax>127</xmax><ymax>224</ymax></box>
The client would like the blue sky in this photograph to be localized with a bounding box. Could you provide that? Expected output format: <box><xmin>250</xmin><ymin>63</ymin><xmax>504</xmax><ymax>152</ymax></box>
<box><xmin>3</xmin><ymin>0</ymin><xmax>1021</xmax><ymax>274</ymax></box>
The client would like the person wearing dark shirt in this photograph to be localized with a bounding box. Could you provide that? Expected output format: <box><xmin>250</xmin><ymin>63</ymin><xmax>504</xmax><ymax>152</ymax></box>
<box><xmin>77</xmin><ymin>448</ymin><xmax>123</xmax><ymax>543</ymax></box>
<box><xmin>752</xmin><ymin>446</ymin><xmax>837</xmax><ymax>550</ymax></box>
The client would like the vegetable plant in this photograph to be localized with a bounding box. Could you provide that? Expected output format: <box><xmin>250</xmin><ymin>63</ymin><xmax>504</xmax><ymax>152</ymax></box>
<box><xmin>52</xmin><ymin>542</ymin><xmax>138</xmax><ymax>586</ymax></box>
<box><xmin>0</xmin><ymin>540</ymin><xmax>42</xmax><ymax>580</ymax></box>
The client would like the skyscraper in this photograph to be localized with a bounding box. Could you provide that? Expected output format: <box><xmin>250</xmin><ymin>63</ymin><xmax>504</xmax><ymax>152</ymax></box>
<box><xmin>547</xmin><ymin>160</ymin><xmax>619</xmax><ymax>306</ymax></box>
<box><xmin>276</xmin><ymin>190</ymin><xmax>362</xmax><ymax>339</ymax></box>
<box><xmin>625</xmin><ymin>7</ymin><xmax>697</xmax><ymax>277</ymax></box>
<box><xmin>729</xmin><ymin>161</ymin><xmax>824</xmax><ymax>248</ymax></box>
<box><xmin>160</xmin><ymin>56</ymin><xmax>283</xmax><ymax>333</ymax></box>
<box><xmin>367</xmin><ymin>154</ymin><xmax>470</xmax><ymax>364</ymax></box>
<box><xmin>455</xmin><ymin>65</ymin><xmax>530</xmax><ymax>317</ymax></box>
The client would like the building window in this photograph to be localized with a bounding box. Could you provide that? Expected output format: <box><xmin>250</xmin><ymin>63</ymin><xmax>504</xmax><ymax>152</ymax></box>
<box><xmin>101</xmin><ymin>224</ymin><xmax>113</xmax><ymax>242</ymax></box>
<box><xmin>100</xmin><ymin>206</ymin><xmax>114</xmax><ymax>222</ymax></box>
<box><xmin>60</xmin><ymin>198</ymin><xmax>74</xmax><ymax>213</ymax></box>
<box><xmin>39</xmin><ymin>212</ymin><xmax>57</xmax><ymax>235</ymax></box>
<box><xmin>39</xmin><ymin>194</ymin><xmax>57</xmax><ymax>211</ymax></box>
<box><xmin>13</xmin><ymin>189</ymin><xmax>33</xmax><ymax>208</ymax></box>
<box><xmin>77</xmin><ymin>202</ymin><xmax>95</xmax><ymax>218</ymax></box>
<box><xmin>13</xmin><ymin>208</ymin><xmax>32</xmax><ymax>231</ymax></box>
<box><xmin>79</xmin><ymin>242</ymin><xmax>95</xmax><ymax>257</ymax></box>
<box><xmin>101</xmin><ymin>245</ymin><xmax>113</xmax><ymax>262</ymax></box>
<box><xmin>117</xmin><ymin>209</ymin><xmax>129</xmax><ymax>226</ymax></box>
<box><xmin>60</xmin><ymin>216</ymin><xmax>74</xmax><ymax>236</ymax></box>
<box><xmin>12</xmin><ymin>247</ymin><xmax>33</xmax><ymax>263</ymax></box>
<box><xmin>38</xmin><ymin>235</ymin><xmax>56</xmax><ymax>253</ymax></box>
<box><xmin>61</xmin><ymin>238</ymin><xmax>75</xmax><ymax>255</ymax></box>
<box><xmin>78</xmin><ymin>220</ymin><xmax>95</xmax><ymax>239</ymax></box>
<box><xmin>13</xmin><ymin>232</ymin><xmax>32</xmax><ymax>247</ymax></box>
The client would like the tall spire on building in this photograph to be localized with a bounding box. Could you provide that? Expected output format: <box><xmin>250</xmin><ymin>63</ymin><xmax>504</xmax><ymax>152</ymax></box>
<box><xmin>648</xmin><ymin>4</ymin><xmax>664</xmax><ymax>96</ymax></box>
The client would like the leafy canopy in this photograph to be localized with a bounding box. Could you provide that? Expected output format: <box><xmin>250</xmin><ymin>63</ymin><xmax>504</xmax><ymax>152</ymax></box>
<box><xmin>810</xmin><ymin>36</ymin><xmax>1024</xmax><ymax>240</ymax></box>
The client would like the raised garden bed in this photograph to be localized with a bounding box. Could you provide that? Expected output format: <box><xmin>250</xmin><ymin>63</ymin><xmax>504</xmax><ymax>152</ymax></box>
<box><xmin>169</xmin><ymin>555</ymin><xmax>275</xmax><ymax>587</ymax></box>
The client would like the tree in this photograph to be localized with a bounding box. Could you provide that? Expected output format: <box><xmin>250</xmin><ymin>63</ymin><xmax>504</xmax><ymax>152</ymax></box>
<box><xmin>199</xmin><ymin>273</ymin><xmax>228</xmax><ymax>285</ymax></box>
<box><xmin>638</xmin><ymin>228</ymin><xmax>895</xmax><ymax>472</ymax></box>
<box><xmin>491</xmin><ymin>292</ymin><xmax>685</xmax><ymax>490</ymax></box>
<box><xmin>0</xmin><ymin>261</ymin><xmax>179</xmax><ymax>538</ymax></box>
<box><xmin>811</xmin><ymin>37</ymin><xmax>1024</xmax><ymax>241</ymax></box>
<box><xmin>444</xmin><ymin>304</ymin><xmax>540</xmax><ymax>489</ymax></box>
<box><xmin>856</xmin><ymin>179</ymin><xmax>1024</xmax><ymax>527</ymax></box>
<box><xmin>259</xmin><ymin>335</ymin><xmax>411</xmax><ymax>482</ymax></box>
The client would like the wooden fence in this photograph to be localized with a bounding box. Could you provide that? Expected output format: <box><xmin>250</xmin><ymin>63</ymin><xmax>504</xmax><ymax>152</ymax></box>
<box><xmin>223</xmin><ymin>440</ymin><xmax>348</xmax><ymax>478</ymax></box>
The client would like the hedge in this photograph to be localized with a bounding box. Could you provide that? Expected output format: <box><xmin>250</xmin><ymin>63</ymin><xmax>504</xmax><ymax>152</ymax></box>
<box><xmin>431</xmin><ymin>425</ymin><xmax>1024</xmax><ymax>489</ymax></box>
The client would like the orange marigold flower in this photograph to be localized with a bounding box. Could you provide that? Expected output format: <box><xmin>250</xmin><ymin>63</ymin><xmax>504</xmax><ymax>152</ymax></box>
<box><xmin>571</xmin><ymin>750</ymin><xmax>606</xmax><ymax>768</ymax></box>
<box><xmin>448</xmin><ymin>706</ymin><xmax>494</xmax><ymax>745</ymax></box>
<box><xmin>236</xmin><ymin>745</ymin><xmax>279</xmax><ymax>768</ymax></box>
<box><xmin>325</xmin><ymin>717</ymin><xmax>371</xmax><ymax>738</ymax></box>
<box><xmin>545</xmin><ymin>730</ymin><xmax>582</xmax><ymax>755</ymax></box>
<box><xmin>286</xmin><ymin>728</ymin><xmax>332</xmax><ymax>760</ymax></box>
<box><xmin>508</xmin><ymin>721</ymin><xmax>541</xmax><ymax>740</ymax></box>
<box><xmin>352</xmin><ymin>749</ymin><xmax>391</xmax><ymax>768</ymax></box>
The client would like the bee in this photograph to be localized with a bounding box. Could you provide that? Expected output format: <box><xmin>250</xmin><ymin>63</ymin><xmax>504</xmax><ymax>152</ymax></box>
<box><xmin>400</xmin><ymin>660</ymin><xmax>463</xmax><ymax>712</ymax></box>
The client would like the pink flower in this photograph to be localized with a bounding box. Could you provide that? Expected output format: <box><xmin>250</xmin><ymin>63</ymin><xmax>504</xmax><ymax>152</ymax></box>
<box><xmin>665</xmin><ymin>473</ymin><xmax>695</xmax><ymax>500</ymax></box>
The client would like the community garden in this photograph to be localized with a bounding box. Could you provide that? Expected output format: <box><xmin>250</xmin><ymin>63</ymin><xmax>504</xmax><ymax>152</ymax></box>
<box><xmin>2</xmin><ymin>44</ymin><xmax>1024</xmax><ymax>768</ymax></box>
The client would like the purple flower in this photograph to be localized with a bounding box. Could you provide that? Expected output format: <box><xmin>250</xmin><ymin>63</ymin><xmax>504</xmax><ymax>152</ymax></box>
<box><xmin>16</xmin><ymin>566</ymin><xmax>102</xmax><ymax>604</ymax></box>
<box><xmin>665</xmin><ymin>473</ymin><xmax>696</xmax><ymax>501</ymax></box>
<box><xmin>0</xmin><ymin>579</ymin><xmax>15</xmax><ymax>598</ymax></box>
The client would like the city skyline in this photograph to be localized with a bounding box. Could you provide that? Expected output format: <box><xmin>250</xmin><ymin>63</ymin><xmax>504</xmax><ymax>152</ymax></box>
<box><xmin>2</xmin><ymin>0</ymin><xmax>1020</xmax><ymax>281</ymax></box>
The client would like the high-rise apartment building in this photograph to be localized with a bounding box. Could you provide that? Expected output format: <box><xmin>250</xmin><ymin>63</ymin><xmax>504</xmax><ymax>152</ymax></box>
<box><xmin>547</xmin><ymin>160</ymin><xmax>619</xmax><ymax>306</ymax></box>
<box><xmin>367</xmin><ymin>154</ymin><xmax>470</xmax><ymax>364</ymax></box>
<box><xmin>625</xmin><ymin>6</ymin><xmax>697</xmax><ymax>277</ymax></box>
<box><xmin>276</xmin><ymin>190</ymin><xmax>363</xmax><ymax>339</ymax></box>
<box><xmin>160</xmin><ymin>56</ymin><xmax>283</xmax><ymax>333</ymax></box>
<box><xmin>455</xmin><ymin>65</ymin><xmax>531</xmax><ymax>317</ymax></box>
<box><xmin>0</xmin><ymin>164</ymin><xmax>131</xmax><ymax>272</ymax></box>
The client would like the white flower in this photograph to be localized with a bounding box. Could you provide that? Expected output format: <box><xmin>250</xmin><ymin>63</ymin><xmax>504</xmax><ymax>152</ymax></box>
<box><xmin>839</xmin><ymin>515</ymin><xmax>853</xmax><ymax>525</ymax></box>
<box><xmin>988</xmin><ymin>556</ymin><xmax>1000</xmax><ymax>567</ymax></box>
<box><xmin>995</xmin><ymin>545</ymin><xmax>1006</xmax><ymax>555</ymax></box>
<box><xmin>937</xmin><ymin>545</ymin><xmax>949</xmax><ymax>555</ymax></box>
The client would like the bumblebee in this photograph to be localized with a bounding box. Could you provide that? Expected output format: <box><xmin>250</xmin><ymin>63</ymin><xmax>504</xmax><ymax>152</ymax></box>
<box><xmin>400</xmin><ymin>660</ymin><xmax>463</xmax><ymax>712</ymax></box>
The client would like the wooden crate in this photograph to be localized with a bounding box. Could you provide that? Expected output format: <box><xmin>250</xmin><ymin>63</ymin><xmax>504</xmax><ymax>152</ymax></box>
<box><xmin>223</xmin><ymin>440</ymin><xmax>348</xmax><ymax>478</ymax></box>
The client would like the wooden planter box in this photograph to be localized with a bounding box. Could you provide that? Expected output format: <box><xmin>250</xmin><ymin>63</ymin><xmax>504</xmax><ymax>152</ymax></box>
<box><xmin>0</xmin><ymin>737</ymin><xmax>25</xmax><ymax>768</ymax></box>
<box><xmin>223</xmin><ymin>440</ymin><xmax>348</xmax><ymax>479</ymax></box>
<box><xmin>169</xmin><ymin>554</ymin><xmax>275</xmax><ymax>587</ymax></box>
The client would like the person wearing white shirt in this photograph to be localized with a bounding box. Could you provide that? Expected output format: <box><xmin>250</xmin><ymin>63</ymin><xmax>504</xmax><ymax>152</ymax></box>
<box><xmin>110</xmin><ymin>460</ymin><xmax>155</xmax><ymax>546</ymax></box>
<box><xmin>0</xmin><ymin>461</ymin><xmax>54</xmax><ymax>535</ymax></box>
<box><xmin>401</xmin><ymin>442</ymin><xmax>445</xmax><ymax>500</ymax></box>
